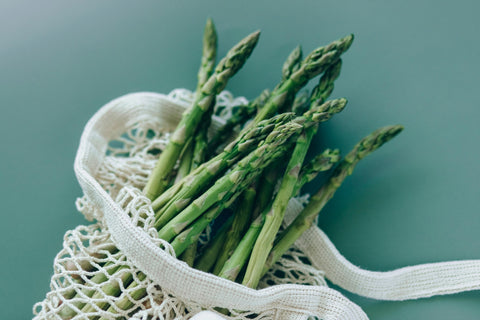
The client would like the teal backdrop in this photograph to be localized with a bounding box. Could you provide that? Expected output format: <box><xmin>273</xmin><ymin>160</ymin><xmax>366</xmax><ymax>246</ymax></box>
<box><xmin>1</xmin><ymin>1</ymin><xmax>479</xmax><ymax>319</ymax></box>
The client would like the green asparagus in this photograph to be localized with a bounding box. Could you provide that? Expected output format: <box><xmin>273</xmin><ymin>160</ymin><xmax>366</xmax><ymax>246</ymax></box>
<box><xmin>263</xmin><ymin>125</ymin><xmax>404</xmax><ymax>276</ymax></box>
<box><xmin>144</xmin><ymin>30</ymin><xmax>260</xmax><ymax>199</ymax></box>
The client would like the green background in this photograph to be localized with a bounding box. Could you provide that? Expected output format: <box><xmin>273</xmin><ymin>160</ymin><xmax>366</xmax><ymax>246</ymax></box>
<box><xmin>1</xmin><ymin>0</ymin><xmax>479</xmax><ymax>319</ymax></box>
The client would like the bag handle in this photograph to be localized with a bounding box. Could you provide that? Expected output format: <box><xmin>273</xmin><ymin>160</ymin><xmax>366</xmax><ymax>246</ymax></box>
<box><xmin>296</xmin><ymin>221</ymin><xmax>480</xmax><ymax>300</ymax></box>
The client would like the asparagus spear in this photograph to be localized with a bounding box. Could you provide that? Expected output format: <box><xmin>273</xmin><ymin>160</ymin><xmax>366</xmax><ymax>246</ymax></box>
<box><xmin>234</xmin><ymin>55</ymin><xmax>342</xmax><ymax>236</ymax></box>
<box><xmin>242</xmin><ymin>98</ymin><xmax>347</xmax><ymax>288</ymax></box>
<box><xmin>143</xmin><ymin>29</ymin><xmax>260</xmax><ymax>199</ymax></box>
<box><xmin>179</xmin><ymin>99</ymin><xmax>216</xmax><ymax>263</ymax></box>
<box><xmin>180</xmin><ymin>122</ymin><xmax>209</xmax><ymax>265</ymax></box>
<box><xmin>218</xmin><ymin>212</ymin><xmax>264</xmax><ymax>282</ymax></box>
<box><xmin>281</xmin><ymin>45</ymin><xmax>302</xmax><ymax>83</ymax></box>
<box><xmin>178</xmin><ymin>94</ymin><xmax>214</xmax><ymax>265</ymax></box>
<box><xmin>263</xmin><ymin>125</ymin><xmax>404</xmax><ymax>276</ymax></box>
<box><xmin>250</xmin><ymin>34</ymin><xmax>353</xmax><ymax>126</ymax></box>
<box><xmin>191</xmin><ymin>14</ymin><xmax>218</xmax><ymax>167</ymax></box>
<box><xmin>293</xmin><ymin>148</ymin><xmax>341</xmax><ymax>195</ymax></box>
<box><xmin>174</xmin><ymin>19</ymin><xmax>217</xmax><ymax>184</ymax></box>
<box><xmin>156</xmin><ymin>119</ymin><xmax>304</xmax><ymax>242</ymax></box>
<box><xmin>91</xmin><ymin>204</ymin><xmax>237</xmax><ymax>317</ymax></box>
<box><xmin>212</xmin><ymin>184</ymin><xmax>256</xmax><ymax>275</ymax></box>
<box><xmin>191</xmin><ymin>117</ymin><xmax>210</xmax><ymax>170</ymax></box>
<box><xmin>79</xmin><ymin>267</ymin><xmax>134</xmax><ymax>314</ymax></box>
<box><xmin>197</xmin><ymin>18</ymin><xmax>218</xmax><ymax>90</ymax></box>
<box><xmin>152</xmin><ymin>113</ymin><xmax>295</xmax><ymax>228</ymax></box>
<box><xmin>81</xmin><ymin>56</ymin><xmax>348</xmax><ymax>319</ymax></box>
<box><xmin>311</xmin><ymin>59</ymin><xmax>342</xmax><ymax>105</ymax></box>
<box><xmin>179</xmin><ymin>241</ymin><xmax>198</xmax><ymax>267</ymax></box>
<box><xmin>58</xmin><ymin>264</ymin><xmax>130</xmax><ymax>318</ymax></box>
<box><xmin>170</xmin><ymin>200</ymin><xmax>236</xmax><ymax>256</ymax></box>
<box><xmin>194</xmin><ymin>217</ymin><xmax>234</xmax><ymax>272</ymax></box>
<box><xmin>211</xmin><ymin>163</ymin><xmax>279</xmax><ymax>281</ymax></box>
<box><xmin>251</xmin><ymin>163</ymin><xmax>281</xmax><ymax>219</ymax></box>
<box><xmin>174</xmin><ymin>139</ymin><xmax>194</xmax><ymax>183</ymax></box>
<box><xmin>97</xmin><ymin>273</ymin><xmax>148</xmax><ymax>319</ymax></box>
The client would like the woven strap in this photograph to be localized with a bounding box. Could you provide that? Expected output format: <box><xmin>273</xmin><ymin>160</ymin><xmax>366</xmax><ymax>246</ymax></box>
<box><xmin>297</xmin><ymin>225</ymin><xmax>480</xmax><ymax>300</ymax></box>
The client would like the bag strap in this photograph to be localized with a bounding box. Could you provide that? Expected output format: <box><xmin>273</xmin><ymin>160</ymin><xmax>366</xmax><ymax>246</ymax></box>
<box><xmin>296</xmin><ymin>221</ymin><xmax>480</xmax><ymax>300</ymax></box>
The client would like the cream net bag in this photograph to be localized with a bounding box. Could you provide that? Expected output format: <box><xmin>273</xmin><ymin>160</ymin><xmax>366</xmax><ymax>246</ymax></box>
<box><xmin>33</xmin><ymin>90</ymin><xmax>480</xmax><ymax>320</ymax></box>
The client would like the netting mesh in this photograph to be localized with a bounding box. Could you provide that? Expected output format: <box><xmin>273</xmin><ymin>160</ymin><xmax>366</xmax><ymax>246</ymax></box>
<box><xmin>33</xmin><ymin>89</ymin><xmax>326</xmax><ymax>320</ymax></box>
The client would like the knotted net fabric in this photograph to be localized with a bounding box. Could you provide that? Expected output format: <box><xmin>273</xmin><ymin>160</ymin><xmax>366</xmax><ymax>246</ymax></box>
<box><xmin>33</xmin><ymin>90</ymin><xmax>480</xmax><ymax>320</ymax></box>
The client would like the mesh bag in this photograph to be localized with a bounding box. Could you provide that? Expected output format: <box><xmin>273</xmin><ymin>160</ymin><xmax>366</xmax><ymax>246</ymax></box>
<box><xmin>33</xmin><ymin>90</ymin><xmax>480</xmax><ymax>320</ymax></box>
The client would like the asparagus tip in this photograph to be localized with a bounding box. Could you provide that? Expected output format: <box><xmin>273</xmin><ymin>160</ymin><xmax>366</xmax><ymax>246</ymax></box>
<box><xmin>355</xmin><ymin>124</ymin><xmax>404</xmax><ymax>160</ymax></box>
<box><xmin>343</xmin><ymin>33</ymin><xmax>355</xmax><ymax>51</ymax></box>
<box><xmin>205</xmin><ymin>18</ymin><xmax>217</xmax><ymax>35</ymax></box>
<box><xmin>250</xmin><ymin>30</ymin><xmax>261</xmax><ymax>42</ymax></box>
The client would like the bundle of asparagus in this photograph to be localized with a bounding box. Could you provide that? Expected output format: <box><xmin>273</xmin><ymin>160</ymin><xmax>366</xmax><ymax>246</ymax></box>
<box><xmin>35</xmin><ymin>18</ymin><xmax>403</xmax><ymax>319</ymax></box>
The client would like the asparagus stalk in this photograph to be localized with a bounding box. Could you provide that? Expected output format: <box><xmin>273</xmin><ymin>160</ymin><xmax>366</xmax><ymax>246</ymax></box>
<box><xmin>178</xmin><ymin>98</ymin><xmax>214</xmax><ymax>265</ymax></box>
<box><xmin>215</xmin><ymin>164</ymin><xmax>280</xmax><ymax>282</ymax></box>
<box><xmin>180</xmin><ymin>118</ymin><xmax>209</xmax><ymax>265</ymax></box>
<box><xmin>156</xmin><ymin>119</ymin><xmax>304</xmax><ymax>242</ymax></box>
<box><xmin>195</xmin><ymin>217</ymin><xmax>234</xmax><ymax>272</ymax></box>
<box><xmin>311</xmin><ymin>58</ymin><xmax>342</xmax><ymax>105</ymax></box>
<box><xmin>263</xmin><ymin>125</ymin><xmax>404</xmax><ymax>276</ymax></box>
<box><xmin>212</xmin><ymin>184</ymin><xmax>256</xmax><ymax>275</ymax></box>
<box><xmin>152</xmin><ymin>113</ymin><xmax>295</xmax><ymax>228</ymax></box>
<box><xmin>191</xmin><ymin>13</ymin><xmax>218</xmax><ymax>164</ymax></box>
<box><xmin>143</xmin><ymin>29</ymin><xmax>260</xmax><ymax>199</ymax></box>
<box><xmin>170</xmin><ymin>201</ymin><xmax>236</xmax><ymax>256</ymax></box>
<box><xmin>76</xmin><ymin>56</ymin><xmax>348</xmax><ymax>319</ymax></box>
<box><xmin>250</xmin><ymin>34</ymin><xmax>353</xmax><ymax>126</ymax></box>
<box><xmin>217</xmin><ymin>213</ymin><xmax>264</xmax><ymax>282</ymax></box>
<box><xmin>294</xmin><ymin>148</ymin><xmax>341</xmax><ymax>195</ymax></box>
<box><xmin>58</xmin><ymin>264</ymin><xmax>130</xmax><ymax>318</ymax></box>
<box><xmin>242</xmin><ymin>98</ymin><xmax>347</xmax><ymax>288</ymax></box>
<box><xmin>197</xmin><ymin>18</ymin><xmax>218</xmax><ymax>90</ymax></box>
<box><xmin>179</xmin><ymin>98</ymin><xmax>216</xmax><ymax>263</ymax></box>
<box><xmin>251</xmin><ymin>164</ymin><xmax>281</xmax><ymax>219</ymax></box>
<box><xmin>79</xmin><ymin>267</ymin><xmax>134</xmax><ymax>315</ymax></box>
<box><xmin>180</xmin><ymin>241</ymin><xmax>198</xmax><ymax>267</ymax></box>
<box><xmin>175</xmin><ymin>18</ymin><xmax>217</xmax><ymax>184</ymax></box>
<box><xmin>92</xmin><ymin>202</ymin><xmax>237</xmax><ymax>317</ymax></box>
<box><xmin>237</xmin><ymin>56</ymin><xmax>342</xmax><ymax>235</ymax></box>
<box><xmin>281</xmin><ymin>45</ymin><xmax>302</xmax><ymax>83</ymax></box>
<box><xmin>191</xmin><ymin>118</ymin><xmax>210</xmax><ymax>170</ymax></box>
<box><xmin>174</xmin><ymin>139</ymin><xmax>194</xmax><ymax>183</ymax></box>
<box><xmin>98</xmin><ymin>272</ymin><xmax>148</xmax><ymax>319</ymax></box>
